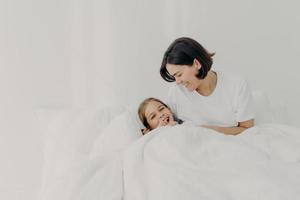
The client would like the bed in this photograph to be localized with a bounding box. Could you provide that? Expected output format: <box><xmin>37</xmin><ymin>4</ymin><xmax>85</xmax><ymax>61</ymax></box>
<box><xmin>36</xmin><ymin>91</ymin><xmax>300</xmax><ymax>200</ymax></box>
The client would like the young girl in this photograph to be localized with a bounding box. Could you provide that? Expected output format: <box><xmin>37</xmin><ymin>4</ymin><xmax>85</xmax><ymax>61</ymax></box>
<box><xmin>138</xmin><ymin>97</ymin><xmax>245</xmax><ymax>136</ymax></box>
<box><xmin>138</xmin><ymin>97</ymin><xmax>183</xmax><ymax>135</ymax></box>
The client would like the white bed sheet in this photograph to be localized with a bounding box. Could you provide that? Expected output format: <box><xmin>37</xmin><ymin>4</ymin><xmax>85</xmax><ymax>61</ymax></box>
<box><xmin>123</xmin><ymin>124</ymin><xmax>300</xmax><ymax>200</ymax></box>
<box><xmin>37</xmin><ymin>92</ymin><xmax>297</xmax><ymax>200</ymax></box>
<box><xmin>46</xmin><ymin>123</ymin><xmax>300</xmax><ymax>200</ymax></box>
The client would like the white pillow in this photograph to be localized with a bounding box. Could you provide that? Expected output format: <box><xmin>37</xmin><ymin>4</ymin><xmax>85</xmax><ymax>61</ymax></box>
<box><xmin>36</xmin><ymin>106</ymin><xmax>129</xmax><ymax>200</ymax></box>
<box><xmin>89</xmin><ymin>110</ymin><xmax>142</xmax><ymax>159</ymax></box>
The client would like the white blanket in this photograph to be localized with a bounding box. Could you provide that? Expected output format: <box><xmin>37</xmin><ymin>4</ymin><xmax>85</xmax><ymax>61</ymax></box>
<box><xmin>123</xmin><ymin>124</ymin><xmax>300</xmax><ymax>200</ymax></box>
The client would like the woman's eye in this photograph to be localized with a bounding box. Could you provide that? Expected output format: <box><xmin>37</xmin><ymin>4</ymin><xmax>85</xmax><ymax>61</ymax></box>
<box><xmin>150</xmin><ymin>115</ymin><xmax>155</xmax><ymax>120</ymax></box>
<box><xmin>159</xmin><ymin>107</ymin><xmax>165</xmax><ymax>111</ymax></box>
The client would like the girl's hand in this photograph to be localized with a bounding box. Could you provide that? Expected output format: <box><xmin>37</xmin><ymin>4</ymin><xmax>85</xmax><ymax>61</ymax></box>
<box><xmin>142</xmin><ymin>128</ymin><xmax>151</xmax><ymax>135</ymax></box>
<box><xmin>157</xmin><ymin>118</ymin><xmax>168</xmax><ymax>127</ymax></box>
<box><xmin>169</xmin><ymin>120</ymin><xmax>178</xmax><ymax>126</ymax></box>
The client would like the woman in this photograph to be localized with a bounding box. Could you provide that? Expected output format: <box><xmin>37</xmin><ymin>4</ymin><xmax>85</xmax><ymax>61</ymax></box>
<box><xmin>160</xmin><ymin>37</ymin><xmax>254</xmax><ymax>135</ymax></box>
<box><xmin>138</xmin><ymin>97</ymin><xmax>183</xmax><ymax>134</ymax></box>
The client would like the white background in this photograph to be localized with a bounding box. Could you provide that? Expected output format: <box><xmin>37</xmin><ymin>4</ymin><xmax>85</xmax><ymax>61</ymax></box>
<box><xmin>1</xmin><ymin>0</ymin><xmax>300</xmax><ymax>199</ymax></box>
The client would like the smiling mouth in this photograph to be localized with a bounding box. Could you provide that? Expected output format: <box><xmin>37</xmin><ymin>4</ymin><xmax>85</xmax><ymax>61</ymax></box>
<box><xmin>166</xmin><ymin>116</ymin><xmax>170</xmax><ymax>123</ymax></box>
<box><xmin>161</xmin><ymin>115</ymin><xmax>170</xmax><ymax>124</ymax></box>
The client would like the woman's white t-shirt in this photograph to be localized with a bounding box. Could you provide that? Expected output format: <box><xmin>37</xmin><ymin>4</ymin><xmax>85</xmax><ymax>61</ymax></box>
<box><xmin>165</xmin><ymin>71</ymin><xmax>255</xmax><ymax>127</ymax></box>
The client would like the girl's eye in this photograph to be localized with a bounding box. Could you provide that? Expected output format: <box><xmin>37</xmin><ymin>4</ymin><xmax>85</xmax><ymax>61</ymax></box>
<box><xmin>150</xmin><ymin>114</ymin><xmax>156</xmax><ymax>120</ymax></box>
<box><xmin>159</xmin><ymin>107</ymin><xmax>165</xmax><ymax>111</ymax></box>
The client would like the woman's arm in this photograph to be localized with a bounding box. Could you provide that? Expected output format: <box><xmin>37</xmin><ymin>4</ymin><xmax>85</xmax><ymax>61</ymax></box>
<box><xmin>202</xmin><ymin>119</ymin><xmax>254</xmax><ymax>135</ymax></box>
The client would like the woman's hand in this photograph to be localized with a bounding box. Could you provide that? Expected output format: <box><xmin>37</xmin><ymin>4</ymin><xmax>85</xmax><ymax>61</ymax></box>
<box><xmin>201</xmin><ymin>125</ymin><xmax>220</xmax><ymax>132</ymax></box>
<box><xmin>201</xmin><ymin>119</ymin><xmax>254</xmax><ymax>135</ymax></box>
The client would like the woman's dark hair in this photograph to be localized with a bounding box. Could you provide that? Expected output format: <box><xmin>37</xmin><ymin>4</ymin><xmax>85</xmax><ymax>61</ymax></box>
<box><xmin>160</xmin><ymin>37</ymin><xmax>215</xmax><ymax>82</ymax></box>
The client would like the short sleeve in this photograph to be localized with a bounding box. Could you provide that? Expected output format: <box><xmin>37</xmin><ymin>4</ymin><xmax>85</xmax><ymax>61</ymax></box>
<box><xmin>236</xmin><ymin>79</ymin><xmax>255</xmax><ymax>122</ymax></box>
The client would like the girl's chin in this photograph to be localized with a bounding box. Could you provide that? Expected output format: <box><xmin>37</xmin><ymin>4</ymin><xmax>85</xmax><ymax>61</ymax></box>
<box><xmin>168</xmin><ymin>120</ymin><xmax>176</xmax><ymax>125</ymax></box>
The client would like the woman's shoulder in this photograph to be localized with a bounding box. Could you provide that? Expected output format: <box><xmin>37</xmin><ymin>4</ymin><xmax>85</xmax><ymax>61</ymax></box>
<box><xmin>216</xmin><ymin>70</ymin><xmax>247</xmax><ymax>86</ymax></box>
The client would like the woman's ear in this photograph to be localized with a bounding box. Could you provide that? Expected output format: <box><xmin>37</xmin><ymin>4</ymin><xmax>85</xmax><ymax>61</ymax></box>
<box><xmin>193</xmin><ymin>58</ymin><xmax>202</xmax><ymax>69</ymax></box>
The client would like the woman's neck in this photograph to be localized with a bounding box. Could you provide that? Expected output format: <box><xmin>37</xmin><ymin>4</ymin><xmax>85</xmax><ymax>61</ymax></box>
<box><xmin>195</xmin><ymin>70</ymin><xmax>217</xmax><ymax>96</ymax></box>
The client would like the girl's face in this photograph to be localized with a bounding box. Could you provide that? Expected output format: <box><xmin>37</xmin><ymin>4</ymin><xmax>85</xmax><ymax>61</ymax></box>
<box><xmin>144</xmin><ymin>101</ymin><xmax>175</xmax><ymax>130</ymax></box>
<box><xmin>166</xmin><ymin>59</ymin><xmax>201</xmax><ymax>92</ymax></box>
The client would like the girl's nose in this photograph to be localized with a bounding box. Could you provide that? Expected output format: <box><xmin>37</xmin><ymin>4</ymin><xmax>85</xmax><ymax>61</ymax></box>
<box><xmin>159</xmin><ymin>113</ymin><xmax>167</xmax><ymax>119</ymax></box>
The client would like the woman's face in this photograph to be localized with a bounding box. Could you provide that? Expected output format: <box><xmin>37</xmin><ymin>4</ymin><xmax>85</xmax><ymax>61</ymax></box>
<box><xmin>166</xmin><ymin>60</ymin><xmax>200</xmax><ymax>92</ymax></box>
<box><xmin>144</xmin><ymin>100</ymin><xmax>175</xmax><ymax>130</ymax></box>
